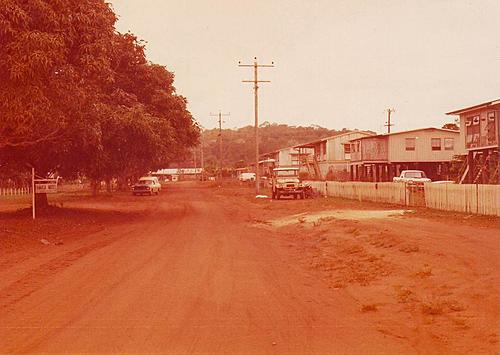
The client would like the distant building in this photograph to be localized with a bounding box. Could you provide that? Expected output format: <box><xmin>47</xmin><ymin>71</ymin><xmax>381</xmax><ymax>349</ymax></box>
<box><xmin>447</xmin><ymin>99</ymin><xmax>499</xmax><ymax>184</ymax></box>
<box><xmin>259</xmin><ymin>148</ymin><xmax>308</xmax><ymax>176</ymax></box>
<box><xmin>260</xmin><ymin>146</ymin><xmax>312</xmax><ymax>175</ymax></box>
<box><xmin>349</xmin><ymin>128</ymin><xmax>462</xmax><ymax>182</ymax></box>
<box><xmin>152</xmin><ymin>168</ymin><xmax>203</xmax><ymax>181</ymax></box>
<box><xmin>294</xmin><ymin>131</ymin><xmax>375</xmax><ymax>180</ymax></box>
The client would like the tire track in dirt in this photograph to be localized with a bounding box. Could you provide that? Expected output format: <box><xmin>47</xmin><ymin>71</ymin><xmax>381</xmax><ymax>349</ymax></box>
<box><xmin>0</xmin><ymin>229</ymin><xmax>133</xmax><ymax>312</ymax></box>
<box><xmin>11</xmin><ymin>203</ymin><xmax>193</xmax><ymax>354</ymax></box>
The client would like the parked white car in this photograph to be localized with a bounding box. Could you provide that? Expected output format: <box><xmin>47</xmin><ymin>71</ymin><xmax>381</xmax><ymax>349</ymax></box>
<box><xmin>238</xmin><ymin>172</ymin><xmax>256</xmax><ymax>182</ymax></box>
<box><xmin>132</xmin><ymin>176</ymin><xmax>162</xmax><ymax>195</ymax></box>
<box><xmin>393</xmin><ymin>170</ymin><xmax>431</xmax><ymax>184</ymax></box>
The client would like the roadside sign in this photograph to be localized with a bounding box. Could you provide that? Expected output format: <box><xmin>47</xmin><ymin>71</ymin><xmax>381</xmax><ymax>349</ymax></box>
<box><xmin>34</xmin><ymin>179</ymin><xmax>58</xmax><ymax>194</ymax></box>
<box><xmin>32</xmin><ymin>171</ymin><xmax>59</xmax><ymax>220</ymax></box>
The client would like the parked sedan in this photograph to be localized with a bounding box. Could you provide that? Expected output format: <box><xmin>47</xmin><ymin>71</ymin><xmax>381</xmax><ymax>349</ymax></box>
<box><xmin>132</xmin><ymin>177</ymin><xmax>161</xmax><ymax>196</ymax></box>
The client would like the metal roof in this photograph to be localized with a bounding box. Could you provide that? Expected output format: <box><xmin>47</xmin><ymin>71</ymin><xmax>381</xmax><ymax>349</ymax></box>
<box><xmin>446</xmin><ymin>99</ymin><xmax>500</xmax><ymax>115</ymax></box>
<box><xmin>294</xmin><ymin>130</ymin><xmax>375</xmax><ymax>148</ymax></box>
<box><xmin>348</xmin><ymin>127</ymin><xmax>460</xmax><ymax>142</ymax></box>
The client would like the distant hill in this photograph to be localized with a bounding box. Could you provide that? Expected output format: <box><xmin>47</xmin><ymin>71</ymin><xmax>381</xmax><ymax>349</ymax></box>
<box><xmin>175</xmin><ymin>123</ymin><xmax>364</xmax><ymax>171</ymax></box>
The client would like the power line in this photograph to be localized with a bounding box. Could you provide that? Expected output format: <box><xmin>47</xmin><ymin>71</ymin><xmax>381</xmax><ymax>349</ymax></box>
<box><xmin>210</xmin><ymin>110</ymin><xmax>230</xmax><ymax>182</ymax></box>
<box><xmin>238</xmin><ymin>57</ymin><xmax>274</xmax><ymax>195</ymax></box>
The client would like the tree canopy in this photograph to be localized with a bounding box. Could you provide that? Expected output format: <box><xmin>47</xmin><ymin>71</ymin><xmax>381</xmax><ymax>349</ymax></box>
<box><xmin>0</xmin><ymin>0</ymin><xmax>199</xmax><ymax>186</ymax></box>
<box><xmin>193</xmin><ymin>123</ymin><xmax>354</xmax><ymax>172</ymax></box>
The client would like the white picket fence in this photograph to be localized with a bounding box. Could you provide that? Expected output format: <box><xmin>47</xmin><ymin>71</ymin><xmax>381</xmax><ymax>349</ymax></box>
<box><xmin>307</xmin><ymin>181</ymin><xmax>408</xmax><ymax>205</ymax></box>
<box><xmin>306</xmin><ymin>181</ymin><xmax>500</xmax><ymax>216</ymax></box>
<box><xmin>0</xmin><ymin>187</ymin><xmax>31</xmax><ymax>196</ymax></box>
<box><xmin>424</xmin><ymin>183</ymin><xmax>500</xmax><ymax>216</ymax></box>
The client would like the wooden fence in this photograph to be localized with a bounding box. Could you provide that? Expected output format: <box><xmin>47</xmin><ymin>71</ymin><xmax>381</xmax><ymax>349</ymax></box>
<box><xmin>306</xmin><ymin>181</ymin><xmax>500</xmax><ymax>216</ymax></box>
<box><xmin>0</xmin><ymin>183</ymin><xmax>86</xmax><ymax>197</ymax></box>
<box><xmin>0</xmin><ymin>187</ymin><xmax>31</xmax><ymax>196</ymax></box>
<box><xmin>424</xmin><ymin>183</ymin><xmax>500</xmax><ymax>216</ymax></box>
<box><xmin>307</xmin><ymin>181</ymin><xmax>409</xmax><ymax>205</ymax></box>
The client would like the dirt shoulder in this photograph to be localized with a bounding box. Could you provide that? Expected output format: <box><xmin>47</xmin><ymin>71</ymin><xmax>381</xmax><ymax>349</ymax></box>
<box><xmin>232</xmin><ymin>187</ymin><xmax>499</xmax><ymax>354</ymax></box>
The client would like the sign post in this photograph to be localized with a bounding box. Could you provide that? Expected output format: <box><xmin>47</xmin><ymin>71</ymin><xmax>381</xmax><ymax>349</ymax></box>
<box><xmin>32</xmin><ymin>168</ymin><xmax>35</xmax><ymax>220</ymax></box>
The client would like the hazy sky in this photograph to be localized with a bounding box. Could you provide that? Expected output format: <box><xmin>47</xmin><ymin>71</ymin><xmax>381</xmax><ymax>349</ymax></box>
<box><xmin>109</xmin><ymin>0</ymin><xmax>500</xmax><ymax>133</ymax></box>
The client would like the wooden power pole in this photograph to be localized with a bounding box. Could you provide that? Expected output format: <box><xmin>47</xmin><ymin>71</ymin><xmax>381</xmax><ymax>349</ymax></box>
<box><xmin>385</xmin><ymin>108</ymin><xmax>395</xmax><ymax>133</ymax></box>
<box><xmin>239</xmin><ymin>57</ymin><xmax>274</xmax><ymax>195</ymax></box>
<box><xmin>210</xmin><ymin>111</ymin><xmax>230</xmax><ymax>182</ymax></box>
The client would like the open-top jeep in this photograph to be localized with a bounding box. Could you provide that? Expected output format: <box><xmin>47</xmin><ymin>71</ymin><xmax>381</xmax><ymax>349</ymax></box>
<box><xmin>271</xmin><ymin>167</ymin><xmax>306</xmax><ymax>200</ymax></box>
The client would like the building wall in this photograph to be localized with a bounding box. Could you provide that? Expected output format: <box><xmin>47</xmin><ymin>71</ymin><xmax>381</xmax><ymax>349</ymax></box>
<box><xmin>277</xmin><ymin>147</ymin><xmax>295</xmax><ymax>166</ymax></box>
<box><xmin>354</xmin><ymin>136</ymin><xmax>388</xmax><ymax>162</ymax></box>
<box><xmin>388</xmin><ymin>130</ymin><xmax>461</xmax><ymax>162</ymax></box>
<box><xmin>458</xmin><ymin>106</ymin><xmax>499</xmax><ymax>151</ymax></box>
<box><xmin>326</xmin><ymin>132</ymin><xmax>374</xmax><ymax>161</ymax></box>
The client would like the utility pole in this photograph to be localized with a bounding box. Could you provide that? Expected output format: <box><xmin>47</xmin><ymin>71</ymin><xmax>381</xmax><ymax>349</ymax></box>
<box><xmin>193</xmin><ymin>147</ymin><xmax>197</xmax><ymax>180</ymax></box>
<box><xmin>385</xmin><ymin>108</ymin><xmax>395</xmax><ymax>134</ymax></box>
<box><xmin>210</xmin><ymin>110</ymin><xmax>230</xmax><ymax>182</ymax></box>
<box><xmin>200</xmin><ymin>131</ymin><xmax>205</xmax><ymax>181</ymax></box>
<box><xmin>239</xmin><ymin>57</ymin><xmax>274</xmax><ymax>195</ymax></box>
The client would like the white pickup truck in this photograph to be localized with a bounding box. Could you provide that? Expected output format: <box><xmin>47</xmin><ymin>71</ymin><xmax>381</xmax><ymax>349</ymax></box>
<box><xmin>393</xmin><ymin>170</ymin><xmax>431</xmax><ymax>184</ymax></box>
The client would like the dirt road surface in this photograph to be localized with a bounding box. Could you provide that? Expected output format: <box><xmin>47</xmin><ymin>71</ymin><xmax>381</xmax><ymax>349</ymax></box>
<box><xmin>1</xmin><ymin>184</ymin><xmax>498</xmax><ymax>354</ymax></box>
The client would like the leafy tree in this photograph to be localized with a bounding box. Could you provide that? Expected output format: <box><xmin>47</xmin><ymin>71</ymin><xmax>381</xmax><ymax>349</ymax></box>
<box><xmin>442</xmin><ymin>123</ymin><xmax>459</xmax><ymax>131</ymax></box>
<box><xmin>0</xmin><ymin>0</ymin><xmax>199</xmax><ymax>199</ymax></box>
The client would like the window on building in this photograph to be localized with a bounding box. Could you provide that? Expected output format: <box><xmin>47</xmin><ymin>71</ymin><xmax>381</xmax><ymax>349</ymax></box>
<box><xmin>431</xmin><ymin>138</ymin><xmax>441</xmax><ymax>151</ymax></box>
<box><xmin>344</xmin><ymin>144</ymin><xmax>351</xmax><ymax>154</ymax></box>
<box><xmin>466</xmin><ymin>115</ymin><xmax>480</xmax><ymax>148</ymax></box>
<box><xmin>405</xmin><ymin>138</ymin><xmax>416</xmax><ymax>151</ymax></box>
<box><xmin>444</xmin><ymin>138</ymin><xmax>454</xmax><ymax>151</ymax></box>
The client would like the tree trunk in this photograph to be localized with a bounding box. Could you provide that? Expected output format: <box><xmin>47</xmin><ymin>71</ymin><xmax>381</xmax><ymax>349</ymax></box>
<box><xmin>34</xmin><ymin>193</ymin><xmax>49</xmax><ymax>209</ymax></box>
<box><xmin>91</xmin><ymin>179</ymin><xmax>100</xmax><ymax>196</ymax></box>
<box><xmin>116</xmin><ymin>176</ymin><xmax>127</xmax><ymax>191</ymax></box>
<box><xmin>105</xmin><ymin>178</ymin><xmax>112</xmax><ymax>193</ymax></box>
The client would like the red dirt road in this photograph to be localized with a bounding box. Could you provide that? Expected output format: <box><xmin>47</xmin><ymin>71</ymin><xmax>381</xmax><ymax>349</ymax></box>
<box><xmin>1</xmin><ymin>184</ymin><xmax>498</xmax><ymax>354</ymax></box>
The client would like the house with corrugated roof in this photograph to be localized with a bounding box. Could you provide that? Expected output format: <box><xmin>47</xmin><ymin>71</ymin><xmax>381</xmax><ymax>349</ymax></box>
<box><xmin>349</xmin><ymin>127</ymin><xmax>463</xmax><ymax>182</ymax></box>
<box><xmin>294</xmin><ymin>130</ymin><xmax>375</xmax><ymax>180</ymax></box>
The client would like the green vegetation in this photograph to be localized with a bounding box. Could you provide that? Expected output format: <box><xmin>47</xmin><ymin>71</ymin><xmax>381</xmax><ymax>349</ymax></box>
<box><xmin>0</xmin><ymin>0</ymin><xmax>199</xmax><ymax>193</ymax></box>
<box><xmin>199</xmin><ymin>122</ymin><xmax>351</xmax><ymax>171</ymax></box>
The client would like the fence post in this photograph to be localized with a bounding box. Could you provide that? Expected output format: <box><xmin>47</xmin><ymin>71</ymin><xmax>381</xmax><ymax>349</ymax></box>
<box><xmin>476</xmin><ymin>184</ymin><xmax>479</xmax><ymax>215</ymax></box>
